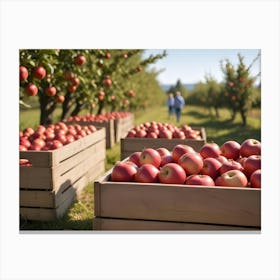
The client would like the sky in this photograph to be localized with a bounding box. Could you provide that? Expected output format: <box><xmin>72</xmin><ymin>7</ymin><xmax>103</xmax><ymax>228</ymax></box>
<box><xmin>142</xmin><ymin>49</ymin><xmax>261</xmax><ymax>85</ymax></box>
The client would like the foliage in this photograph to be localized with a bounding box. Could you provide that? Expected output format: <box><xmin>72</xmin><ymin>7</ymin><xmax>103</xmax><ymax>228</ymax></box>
<box><xmin>20</xmin><ymin>49</ymin><xmax>167</xmax><ymax>125</ymax></box>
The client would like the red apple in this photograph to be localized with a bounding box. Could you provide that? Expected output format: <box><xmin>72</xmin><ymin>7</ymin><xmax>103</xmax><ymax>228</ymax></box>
<box><xmin>147</xmin><ymin>132</ymin><xmax>158</xmax><ymax>138</ymax></box>
<box><xmin>243</xmin><ymin>155</ymin><xmax>261</xmax><ymax>177</ymax></box>
<box><xmin>200</xmin><ymin>143</ymin><xmax>221</xmax><ymax>159</ymax></box>
<box><xmin>215</xmin><ymin>155</ymin><xmax>228</xmax><ymax>164</ymax></box>
<box><xmin>160</xmin><ymin>155</ymin><xmax>174</xmax><ymax>166</ymax></box>
<box><xmin>50</xmin><ymin>140</ymin><xmax>63</xmax><ymax>150</ymax></box>
<box><xmin>20</xmin><ymin>137</ymin><xmax>31</xmax><ymax>148</ymax></box>
<box><xmin>24</xmin><ymin>83</ymin><xmax>38</xmax><ymax>96</ymax></box>
<box><xmin>136</xmin><ymin>129</ymin><xmax>147</xmax><ymax>138</ymax></box>
<box><xmin>240</xmin><ymin>139</ymin><xmax>261</xmax><ymax>157</ymax></box>
<box><xmin>220</xmin><ymin>140</ymin><xmax>241</xmax><ymax>160</ymax></box>
<box><xmin>201</xmin><ymin>158</ymin><xmax>222</xmax><ymax>179</ymax></box>
<box><xmin>215</xmin><ymin>170</ymin><xmax>248</xmax><ymax>188</ymax></box>
<box><xmin>250</xmin><ymin>169</ymin><xmax>261</xmax><ymax>188</ymax></box>
<box><xmin>159</xmin><ymin>163</ymin><xmax>186</xmax><ymax>184</ymax></box>
<box><xmin>32</xmin><ymin>138</ymin><xmax>46</xmax><ymax>148</ymax></box>
<box><xmin>185</xmin><ymin>174</ymin><xmax>215</xmax><ymax>186</ymax></box>
<box><xmin>178</xmin><ymin>152</ymin><xmax>203</xmax><ymax>175</ymax></box>
<box><xmin>128</xmin><ymin>152</ymin><xmax>142</xmax><ymax>167</ymax></box>
<box><xmin>172</xmin><ymin>144</ymin><xmax>195</xmax><ymax>163</ymax></box>
<box><xmin>19</xmin><ymin>145</ymin><xmax>27</xmax><ymax>151</ymax></box>
<box><xmin>135</xmin><ymin>164</ymin><xmax>159</xmax><ymax>183</ymax></box>
<box><xmin>33</xmin><ymin>66</ymin><xmax>46</xmax><ymax>80</ymax></box>
<box><xmin>173</xmin><ymin>130</ymin><xmax>186</xmax><ymax>139</ymax></box>
<box><xmin>45</xmin><ymin>86</ymin><xmax>57</xmax><ymax>97</ymax></box>
<box><xmin>219</xmin><ymin>159</ymin><xmax>244</xmax><ymax>175</ymax></box>
<box><xmin>56</xmin><ymin>95</ymin><xmax>65</xmax><ymax>103</ymax></box>
<box><xmin>111</xmin><ymin>162</ymin><xmax>138</xmax><ymax>182</ymax></box>
<box><xmin>20</xmin><ymin>66</ymin><xmax>28</xmax><ymax>81</ymax></box>
<box><xmin>156</xmin><ymin>147</ymin><xmax>171</xmax><ymax>158</ymax></box>
<box><xmin>127</xmin><ymin>130</ymin><xmax>136</xmax><ymax>138</ymax></box>
<box><xmin>74</xmin><ymin>55</ymin><xmax>86</xmax><ymax>65</ymax></box>
<box><xmin>158</xmin><ymin>129</ymin><xmax>173</xmax><ymax>139</ymax></box>
<box><xmin>140</xmin><ymin>148</ymin><xmax>161</xmax><ymax>168</ymax></box>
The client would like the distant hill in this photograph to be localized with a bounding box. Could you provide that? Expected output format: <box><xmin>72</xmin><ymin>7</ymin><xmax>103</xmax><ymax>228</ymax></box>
<box><xmin>160</xmin><ymin>83</ymin><xmax>196</xmax><ymax>93</ymax></box>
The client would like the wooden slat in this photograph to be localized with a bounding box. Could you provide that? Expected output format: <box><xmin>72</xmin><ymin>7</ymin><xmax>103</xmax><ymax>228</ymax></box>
<box><xmin>120</xmin><ymin>130</ymin><xmax>206</xmax><ymax>160</ymax></box>
<box><xmin>19</xmin><ymin>127</ymin><xmax>105</xmax><ymax>167</ymax></box>
<box><xmin>20</xmin><ymin>160</ymin><xmax>105</xmax><ymax>221</ymax></box>
<box><xmin>20</xmin><ymin>144</ymin><xmax>105</xmax><ymax>190</ymax></box>
<box><xmin>95</xmin><ymin>176</ymin><xmax>261</xmax><ymax>227</ymax></box>
<box><xmin>93</xmin><ymin>217</ymin><xmax>260</xmax><ymax>231</ymax></box>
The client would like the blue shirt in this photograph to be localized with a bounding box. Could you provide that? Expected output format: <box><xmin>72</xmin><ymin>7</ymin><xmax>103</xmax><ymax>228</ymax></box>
<box><xmin>174</xmin><ymin>95</ymin><xmax>185</xmax><ymax>109</ymax></box>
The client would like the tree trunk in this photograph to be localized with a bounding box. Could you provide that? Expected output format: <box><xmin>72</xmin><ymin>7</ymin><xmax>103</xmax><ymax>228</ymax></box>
<box><xmin>230</xmin><ymin>109</ymin><xmax>236</xmax><ymax>122</ymax></box>
<box><xmin>39</xmin><ymin>93</ymin><xmax>57</xmax><ymax>125</ymax></box>
<box><xmin>214</xmin><ymin>106</ymin><xmax>220</xmax><ymax>119</ymax></box>
<box><xmin>97</xmin><ymin>101</ymin><xmax>104</xmax><ymax>115</ymax></box>
<box><xmin>240</xmin><ymin>110</ymin><xmax>247</xmax><ymax>126</ymax></box>
<box><xmin>60</xmin><ymin>91</ymin><xmax>73</xmax><ymax>121</ymax></box>
<box><xmin>70</xmin><ymin>102</ymin><xmax>85</xmax><ymax>116</ymax></box>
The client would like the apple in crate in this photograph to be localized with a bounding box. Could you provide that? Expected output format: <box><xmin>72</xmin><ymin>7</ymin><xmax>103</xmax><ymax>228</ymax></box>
<box><xmin>160</xmin><ymin>155</ymin><xmax>174</xmax><ymax>167</ymax></box>
<box><xmin>156</xmin><ymin>147</ymin><xmax>171</xmax><ymax>158</ymax></box>
<box><xmin>172</xmin><ymin>144</ymin><xmax>195</xmax><ymax>163</ymax></box>
<box><xmin>219</xmin><ymin>159</ymin><xmax>244</xmax><ymax>175</ymax></box>
<box><xmin>159</xmin><ymin>163</ymin><xmax>186</xmax><ymax>184</ymax></box>
<box><xmin>111</xmin><ymin>162</ymin><xmax>138</xmax><ymax>182</ymax></box>
<box><xmin>201</xmin><ymin>158</ymin><xmax>222</xmax><ymax>179</ymax></box>
<box><xmin>178</xmin><ymin>152</ymin><xmax>203</xmax><ymax>175</ymax></box>
<box><xmin>185</xmin><ymin>174</ymin><xmax>215</xmax><ymax>186</ymax></box>
<box><xmin>240</xmin><ymin>139</ymin><xmax>261</xmax><ymax>157</ymax></box>
<box><xmin>250</xmin><ymin>169</ymin><xmax>261</xmax><ymax>188</ymax></box>
<box><xmin>140</xmin><ymin>148</ymin><xmax>162</xmax><ymax>168</ymax></box>
<box><xmin>215</xmin><ymin>170</ymin><xmax>248</xmax><ymax>188</ymax></box>
<box><xmin>200</xmin><ymin>143</ymin><xmax>221</xmax><ymax>159</ymax></box>
<box><xmin>135</xmin><ymin>164</ymin><xmax>159</xmax><ymax>183</ymax></box>
<box><xmin>220</xmin><ymin>140</ymin><xmax>241</xmax><ymax>160</ymax></box>
<box><xmin>129</xmin><ymin>152</ymin><xmax>142</xmax><ymax>167</ymax></box>
<box><xmin>243</xmin><ymin>155</ymin><xmax>261</xmax><ymax>177</ymax></box>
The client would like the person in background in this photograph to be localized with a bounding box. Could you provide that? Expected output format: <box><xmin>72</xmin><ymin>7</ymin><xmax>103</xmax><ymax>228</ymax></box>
<box><xmin>174</xmin><ymin>91</ymin><xmax>185</xmax><ymax>123</ymax></box>
<box><xmin>166</xmin><ymin>92</ymin><xmax>175</xmax><ymax>119</ymax></box>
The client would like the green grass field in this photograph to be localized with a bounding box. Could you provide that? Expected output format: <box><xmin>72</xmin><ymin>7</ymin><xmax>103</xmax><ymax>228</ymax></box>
<box><xmin>20</xmin><ymin>105</ymin><xmax>261</xmax><ymax>230</ymax></box>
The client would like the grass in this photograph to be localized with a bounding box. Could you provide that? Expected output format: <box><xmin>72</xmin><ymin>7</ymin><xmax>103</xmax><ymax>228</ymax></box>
<box><xmin>20</xmin><ymin>104</ymin><xmax>261</xmax><ymax>230</ymax></box>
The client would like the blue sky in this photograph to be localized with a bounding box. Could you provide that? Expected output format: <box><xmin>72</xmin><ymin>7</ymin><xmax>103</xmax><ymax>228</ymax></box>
<box><xmin>142</xmin><ymin>49</ymin><xmax>261</xmax><ymax>85</ymax></box>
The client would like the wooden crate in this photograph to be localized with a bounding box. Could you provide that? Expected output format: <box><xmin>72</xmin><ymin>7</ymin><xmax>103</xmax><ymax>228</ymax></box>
<box><xmin>93</xmin><ymin>217</ymin><xmax>260</xmax><ymax>231</ymax></box>
<box><xmin>114</xmin><ymin>114</ymin><xmax>134</xmax><ymax>142</ymax></box>
<box><xmin>120</xmin><ymin>127</ymin><xmax>207</xmax><ymax>160</ymax></box>
<box><xmin>66</xmin><ymin>119</ymin><xmax>115</xmax><ymax>149</ymax></box>
<box><xmin>20</xmin><ymin>128</ymin><xmax>106</xmax><ymax>221</ymax></box>
<box><xmin>94</xmin><ymin>165</ymin><xmax>261</xmax><ymax>230</ymax></box>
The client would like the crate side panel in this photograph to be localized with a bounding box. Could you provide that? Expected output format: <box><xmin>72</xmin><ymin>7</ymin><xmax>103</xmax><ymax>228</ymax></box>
<box><xmin>98</xmin><ymin>183</ymin><xmax>261</xmax><ymax>227</ymax></box>
<box><xmin>93</xmin><ymin>217</ymin><xmax>260</xmax><ymax>231</ymax></box>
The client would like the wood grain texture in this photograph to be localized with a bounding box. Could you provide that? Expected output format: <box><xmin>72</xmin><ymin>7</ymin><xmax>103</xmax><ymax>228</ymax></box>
<box><xmin>92</xmin><ymin>217</ymin><xmax>260</xmax><ymax>231</ymax></box>
<box><xmin>94</xmin><ymin>167</ymin><xmax>261</xmax><ymax>227</ymax></box>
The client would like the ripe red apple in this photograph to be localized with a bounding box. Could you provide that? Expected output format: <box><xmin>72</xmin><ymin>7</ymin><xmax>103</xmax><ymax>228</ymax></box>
<box><xmin>104</xmin><ymin>78</ymin><xmax>112</xmax><ymax>87</ymax></box>
<box><xmin>45</xmin><ymin>86</ymin><xmax>57</xmax><ymax>97</ymax></box>
<box><xmin>23</xmin><ymin>127</ymin><xmax>34</xmax><ymax>137</ymax></box>
<box><xmin>178</xmin><ymin>152</ymin><xmax>203</xmax><ymax>175</ymax></box>
<box><xmin>159</xmin><ymin>163</ymin><xmax>186</xmax><ymax>184</ymax></box>
<box><xmin>215</xmin><ymin>170</ymin><xmax>248</xmax><ymax>188</ymax></box>
<box><xmin>24</xmin><ymin>83</ymin><xmax>38</xmax><ymax>96</ymax></box>
<box><xmin>20</xmin><ymin>66</ymin><xmax>28</xmax><ymax>81</ymax></box>
<box><xmin>220</xmin><ymin>140</ymin><xmax>241</xmax><ymax>160</ymax></box>
<box><xmin>64</xmin><ymin>71</ymin><xmax>73</xmax><ymax>80</ymax></box>
<box><xmin>201</xmin><ymin>158</ymin><xmax>222</xmax><ymax>179</ymax></box>
<box><xmin>140</xmin><ymin>148</ymin><xmax>161</xmax><ymax>168</ymax></box>
<box><xmin>243</xmin><ymin>155</ymin><xmax>261</xmax><ymax>177</ymax></box>
<box><xmin>215</xmin><ymin>155</ymin><xmax>228</xmax><ymax>164</ymax></box>
<box><xmin>156</xmin><ymin>147</ymin><xmax>171</xmax><ymax>158</ymax></box>
<box><xmin>50</xmin><ymin>140</ymin><xmax>63</xmax><ymax>150</ymax></box>
<box><xmin>200</xmin><ymin>143</ymin><xmax>221</xmax><ymax>159</ymax></box>
<box><xmin>128</xmin><ymin>152</ymin><xmax>142</xmax><ymax>167</ymax></box>
<box><xmin>219</xmin><ymin>159</ymin><xmax>244</xmax><ymax>175</ymax></box>
<box><xmin>33</xmin><ymin>66</ymin><xmax>46</xmax><ymax>80</ymax></box>
<box><xmin>185</xmin><ymin>174</ymin><xmax>215</xmax><ymax>186</ymax></box>
<box><xmin>19</xmin><ymin>145</ymin><xmax>27</xmax><ymax>151</ymax></box>
<box><xmin>74</xmin><ymin>55</ymin><xmax>86</xmax><ymax>65</ymax></box>
<box><xmin>172</xmin><ymin>144</ymin><xmax>195</xmax><ymax>163</ymax></box>
<box><xmin>127</xmin><ymin>130</ymin><xmax>136</xmax><ymax>138</ymax></box>
<box><xmin>158</xmin><ymin>129</ymin><xmax>173</xmax><ymax>139</ymax></box>
<box><xmin>147</xmin><ymin>132</ymin><xmax>158</xmax><ymax>138</ymax></box>
<box><xmin>111</xmin><ymin>162</ymin><xmax>138</xmax><ymax>182</ymax></box>
<box><xmin>160</xmin><ymin>155</ymin><xmax>174</xmax><ymax>166</ymax></box>
<box><xmin>56</xmin><ymin>95</ymin><xmax>65</xmax><ymax>103</ymax></box>
<box><xmin>32</xmin><ymin>138</ymin><xmax>46</xmax><ymax>148</ymax></box>
<box><xmin>173</xmin><ymin>130</ymin><xmax>186</xmax><ymax>139</ymax></box>
<box><xmin>135</xmin><ymin>164</ymin><xmax>159</xmax><ymax>183</ymax></box>
<box><xmin>250</xmin><ymin>169</ymin><xmax>261</xmax><ymax>188</ymax></box>
<box><xmin>136</xmin><ymin>129</ymin><xmax>147</xmax><ymax>138</ymax></box>
<box><xmin>105</xmin><ymin>52</ymin><xmax>111</xmax><ymax>59</ymax></box>
<box><xmin>20</xmin><ymin>137</ymin><xmax>31</xmax><ymax>148</ymax></box>
<box><xmin>71</xmin><ymin>77</ymin><xmax>80</xmax><ymax>86</ymax></box>
<box><xmin>240</xmin><ymin>139</ymin><xmax>261</xmax><ymax>157</ymax></box>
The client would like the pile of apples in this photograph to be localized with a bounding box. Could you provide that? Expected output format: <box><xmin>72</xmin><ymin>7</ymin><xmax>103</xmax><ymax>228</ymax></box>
<box><xmin>19</xmin><ymin>122</ymin><xmax>98</xmax><ymax>152</ymax></box>
<box><xmin>67</xmin><ymin>112</ymin><xmax>132</xmax><ymax>123</ymax></box>
<box><xmin>111</xmin><ymin>139</ymin><xmax>261</xmax><ymax>188</ymax></box>
<box><xmin>126</xmin><ymin>122</ymin><xmax>202</xmax><ymax>139</ymax></box>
